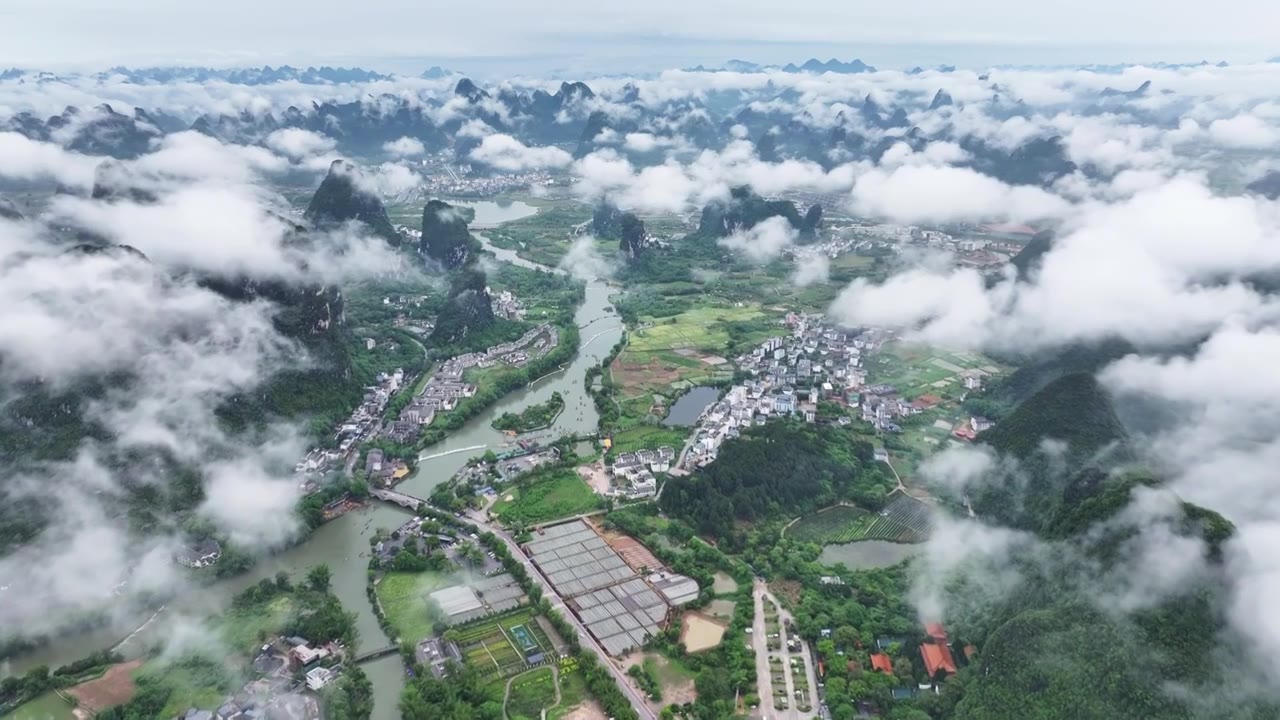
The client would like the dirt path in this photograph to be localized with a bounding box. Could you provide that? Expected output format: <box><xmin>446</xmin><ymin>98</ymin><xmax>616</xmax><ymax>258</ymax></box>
<box><xmin>503</xmin><ymin>665</ymin><xmax>561</xmax><ymax>720</ymax></box>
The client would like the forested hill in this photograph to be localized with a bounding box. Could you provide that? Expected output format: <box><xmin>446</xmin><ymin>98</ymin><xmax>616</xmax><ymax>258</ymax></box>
<box><xmin>947</xmin><ymin>371</ymin><xmax>1260</xmax><ymax>720</ymax></box>
<box><xmin>658</xmin><ymin>421</ymin><xmax>887</xmax><ymax>544</ymax></box>
<box><xmin>304</xmin><ymin>160</ymin><xmax>401</xmax><ymax>245</ymax></box>
<box><xmin>970</xmin><ymin>372</ymin><xmax>1133</xmax><ymax>534</ymax></box>
<box><xmin>693</xmin><ymin>185</ymin><xmax>819</xmax><ymax>239</ymax></box>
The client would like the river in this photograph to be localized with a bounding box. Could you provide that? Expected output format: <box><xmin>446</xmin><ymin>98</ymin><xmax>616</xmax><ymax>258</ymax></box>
<box><xmin>4</xmin><ymin>199</ymin><xmax>624</xmax><ymax>720</ymax></box>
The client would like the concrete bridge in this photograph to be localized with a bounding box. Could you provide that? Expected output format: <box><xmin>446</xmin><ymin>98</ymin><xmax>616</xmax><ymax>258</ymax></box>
<box><xmin>370</xmin><ymin>487</ymin><xmax>426</xmax><ymax>511</ymax></box>
<box><xmin>353</xmin><ymin>645</ymin><xmax>399</xmax><ymax>664</ymax></box>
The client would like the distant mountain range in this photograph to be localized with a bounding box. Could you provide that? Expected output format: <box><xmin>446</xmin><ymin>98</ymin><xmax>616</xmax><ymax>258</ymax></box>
<box><xmin>1</xmin><ymin>73</ymin><xmax>1087</xmax><ymax>191</ymax></box>
<box><xmin>697</xmin><ymin>58</ymin><xmax>878</xmax><ymax>74</ymax></box>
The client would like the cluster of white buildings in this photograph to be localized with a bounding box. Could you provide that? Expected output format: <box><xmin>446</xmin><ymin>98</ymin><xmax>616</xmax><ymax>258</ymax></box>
<box><xmin>608</xmin><ymin>446</ymin><xmax>676</xmax><ymax>498</ymax></box>
<box><xmin>492</xmin><ymin>290</ymin><xmax>527</xmax><ymax>320</ymax></box>
<box><xmin>408</xmin><ymin>168</ymin><xmax>557</xmax><ymax>200</ymax></box>
<box><xmin>680</xmin><ymin>316</ymin><xmax>888</xmax><ymax>470</ymax></box>
<box><xmin>295</xmin><ymin>368</ymin><xmax>406</xmax><ymax>477</ymax></box>
<box><xmin>385</xmin><ymin>324</ymin><xmax>558</xmax><ymax>443</ymax></box>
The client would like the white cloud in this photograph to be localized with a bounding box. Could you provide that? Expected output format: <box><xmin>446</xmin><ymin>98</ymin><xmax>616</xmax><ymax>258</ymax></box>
<box><xmin>469</xmin><ymin>133</ymin><xmax>573</xmax><ymax>171</ymax></box>
<box><xmin>850</xmin><ymin>164</ymin><xmax>1070</xmax><ymax>224</ymax></box>
<box><xmin>264</xmin><ymin>127</ymin><xmax>336</xmax><ymax>159</ymax></box>
<box><xmin>1209</xmin><ymin>114</ymin><xmax>1280</xmax><ymax>149</ymax></box>
<box><xmin>791</xmin><ymin>253</ymin><xmax>830</xmax><ymax>286</ymax></box>
<box><xmin>719</xmin><ymin>216</ymin><xmax>799</xmax><ymax>263</ymax></box>
<box><xmin>382</xmin><ymin>136</ymin><xmax>426</xmax><ymax>157</ymax></box>
<box><xmin>0</xmin><ymin>132</ymin><xmax>99</xmax><ymax>188</ymax></box>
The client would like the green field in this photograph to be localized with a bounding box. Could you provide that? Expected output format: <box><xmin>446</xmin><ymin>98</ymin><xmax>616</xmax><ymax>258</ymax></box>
<box><xmin>376</xmin><ymin>571</ymin><xmax>456</xmax><ymax>644</ymax></box>
<box><xmin>217</xmin><ymin>595</ymin><xmax>297</xmax><ymax>656</ymax></box>
<box><xmin>629</xmin><ymin>305</ymin><xmax>768</xmax><ymax>353</ymax></box>
<box><xmin>786</xmin><ymin>505</ymin><xmax>874</xmax><ymax>544</ymax></box>
<box><xmin>547</xmin><ymin>667</ymin><xmax>588</xmax><ymax>720</ymax></box>
<box><xmin>10</xmin><ymin>692</ymin><xmax>76</xmax><ymax>720</ymax></box>
<box><xmin>492</xmin><ymin>469</ymin><xmax>601</xmax><ymax>525</ymax></box>
<box><xmin>506</xmin><ymin>667</ymin><xmax>560</xmax><ymax>720</ymax></box>
<box><xmin>787</xmin><ymin>495</ymin><xmax>934</xmax><ymax>545</ymax></box>
<box><xmin>609</xmin><ymin>425</ymin><xmax>687</xmax><ymax>455</ymax></box>
<box><xmin>135</xmin><ymin>659</ymin><xmax>234</xmax><ymax>719</ymax></box>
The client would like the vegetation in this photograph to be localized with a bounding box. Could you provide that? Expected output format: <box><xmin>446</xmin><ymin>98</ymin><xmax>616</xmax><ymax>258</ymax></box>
<box><xmin>659</xmin><ymin>421</ymin><xmax>884</xmax><ymax>545</ymax></box>
<box><xmin>787</xmin><ymin>496</ymin><xmax>933</xmax><ymax>545</ymax></box>
<box><xmin>492</xmin><ymin>392</ymin><xmax>564</xmax><ymax>433</ymax></box>
<box><xmin>1</xmin><ymin>650</ymin><xmax>122</xmax><ymax>714</ymax></box>
<box><xmin>96</xmin><ymin>656</ymin><xmax>235</xmax><ymax>720</ymax></box>
<box><xmin>491</xmin><ymin>467</ymin><xmax>602</xmax><ymax>526</ymax></box>
<box><xmin>419</xmin><ymin>323</ymin><xmax>580</xmax><ymax>451</ymax></box>
<box><xmin>304</xmin><ymin>160</ymin><xmax>400</xmax><ymax>245</ymax></box>
<box><xmin>323</xmin><ymin>665</ymin><xmax>374</xmax><ymax>720</ymax></box>
<box><xmin>506</xmin><ymin>667</ymin><xmax>559</xmax><ymax>720</ymax></box>
<box><xmin>971</xmin><ymin>373</ymin><xmax>1132</xmax><ymax>533</ymax></box>
<box><xmin>375</xmin><ymin>571</ymin><xmax>454</xmax><ymax>644</ymax></box>
<box><xmin>627</xmin><ymin>661</ymin><xmax>662</xmax><ymax>701</ymax></box>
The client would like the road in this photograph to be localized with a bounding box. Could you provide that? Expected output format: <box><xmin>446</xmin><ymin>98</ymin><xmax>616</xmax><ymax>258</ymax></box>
<box><xmin>752</xmin><ymin>579</ymin><xmax>820</xmax><ymax>720</ymax></box>
<box><xmin>458</xmin><ymin>510</ymin><xmax>658</xmax><ymax>720</ymax></box>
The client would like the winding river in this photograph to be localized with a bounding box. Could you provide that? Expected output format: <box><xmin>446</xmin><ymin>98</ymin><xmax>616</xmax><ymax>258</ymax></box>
<box><xmin>4</xmin><ymin>200</ymin><xmax>624</xmax><ymax>720</ymax></box>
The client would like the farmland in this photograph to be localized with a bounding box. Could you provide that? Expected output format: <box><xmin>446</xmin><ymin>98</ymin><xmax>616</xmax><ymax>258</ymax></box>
<box><xmin>628</xmin><ymin>305</ymin><xmax>770</xmax><ymax>354</ymax></box>
<box><xmin>454</xmin><ymin>608</ymin><xmax>556</xmax><ymax>680</ymax></box>
<box><xmin>491</xmin><ymin>468</ymin><xmax>602</xmax><ymax>525</ymax></box>
<box><xmin>787</xmin><ymin>495</ymin><xmax>934</xmax><ymax>545</ymax></box>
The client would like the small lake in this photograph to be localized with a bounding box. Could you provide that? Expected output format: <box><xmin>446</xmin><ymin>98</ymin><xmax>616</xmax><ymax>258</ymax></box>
<box><xmin>819</xmin><ymin>540</ymin><xmax>921</xmax><ymax>570</ymax></box>
<box><xmin>451</xmin><ymin>199</ymin><xmax>539</xmax><ymax>227</ymax></box>
<box><xmin>663</xmin><ymin>386</ymin><xmax>720</xmax><ymax>427</ymax></box>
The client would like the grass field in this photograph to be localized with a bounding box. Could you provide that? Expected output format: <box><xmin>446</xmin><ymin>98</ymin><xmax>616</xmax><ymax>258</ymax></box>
<box><xmin>506</xmin><ymin>667</ymin><xmax>560</xmax><ymax>720</ymax></box>
<box><xmin>376</xmin><ymin>571</ymin><xmax>455</xmax><ymax>644</ymax></box>
<box><xmin>787</xmin><ymin>495</ymin><xmax>934</xmax><ymax>545</ymax></box>
<box><xmin>136</xmin><ymin>661</ymin><xmax>231</xmax><ymax>720</ymax></box>
<box><xmin>218</xmin><ymin>595</ymin><xmax>297</xmax><ymax>656</ymax></box>
<box><xmin>10</xmin><ymin>692</ymin><xmax>76</xmax><ymax>720</ymax></box>
<box><xmin>492</xmin><ymin>469</ymin><xmax>602</xmax><ymax>525</ymax></box>
<box><xmin>547</xmin><ymin>668</ymin><xmax>589</xmax><ymax>720</ymax></box>
<box><xmin>629</xmin><ymin>305</ymin><xmax>767</xmax><ymax>353</ymax></box>
<box><xmin>608</xmin><ymin>425</ymin><xmax>688</xmax><ymax>455</ymax></box>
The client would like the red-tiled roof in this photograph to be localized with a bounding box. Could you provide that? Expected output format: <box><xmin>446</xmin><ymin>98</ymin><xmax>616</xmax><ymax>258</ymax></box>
<box><xmin>921</xmin><ymin>643</ymin><xmax>957</xmax><ymax>677</ymax></box>
<box><xmin>870</xmin><ymin>653</ymin><xmax>894</xmax><ymax>673</ymax></box>
<box><xmin>925</xmin><ymin>622</ymin><xmax>948</xmax><ymax>641</ymax></box>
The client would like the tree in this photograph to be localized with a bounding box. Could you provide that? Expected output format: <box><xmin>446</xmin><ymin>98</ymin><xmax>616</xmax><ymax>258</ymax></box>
<box><xmin>307</xmin><ymin>564</ymin><xmax>332</xmax><ymax>593</ymax></box>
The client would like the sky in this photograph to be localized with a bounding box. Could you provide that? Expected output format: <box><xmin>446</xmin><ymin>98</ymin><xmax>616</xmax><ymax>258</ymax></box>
<box><xmin>2</xmin><ymin>0</ymin><xmax>1278</xmax><ymax>75</ymax></box>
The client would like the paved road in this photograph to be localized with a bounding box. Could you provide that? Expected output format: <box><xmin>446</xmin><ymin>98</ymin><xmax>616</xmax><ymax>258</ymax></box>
<box><xmin>458</xmin><ymin>510</ymin><xmax>657</xmax><ymax>720</ymax></box>
<box><xmin>750</xmin><ymin>584</ymin><xmax>778</xmax><ymax>718</ymax></box>
<box><xmin>753</xmin><ymin>579</ymin><xmax>821</xmax><ymax>720</ymax></box>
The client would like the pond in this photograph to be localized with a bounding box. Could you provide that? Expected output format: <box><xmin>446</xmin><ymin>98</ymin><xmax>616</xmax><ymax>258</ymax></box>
<box><xmin>451</xmin><ymin>199</ymin><xmax>539</xmax><ymax>227</ymax></box>
<box><xmin>662</xmin><ymin>386</ymin><xmax>720</xmax><ymax>427</ymax></box>
<box><xmin>818</xmin><ymin>540</ymin><xmax>921</xmax><ymax>570</ymax></box>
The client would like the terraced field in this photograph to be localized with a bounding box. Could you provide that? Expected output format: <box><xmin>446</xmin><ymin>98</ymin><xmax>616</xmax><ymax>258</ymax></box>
<box><xmin>787</xmin><ymin>495</ymin><xmax>934</xmax><ymax>544</ymax></box>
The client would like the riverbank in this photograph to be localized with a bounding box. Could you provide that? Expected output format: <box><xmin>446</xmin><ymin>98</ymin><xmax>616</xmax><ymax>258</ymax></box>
<box><xmin>1</xmin><ymin>198</ymin><xmax>623</xmax><ymax>720</ymax></box>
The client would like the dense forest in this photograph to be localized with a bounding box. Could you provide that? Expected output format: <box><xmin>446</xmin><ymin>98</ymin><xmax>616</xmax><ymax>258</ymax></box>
<box><xmin>658</xmin><ymin>420</ymin><xmax>883</xmax><ymax>544</ymax></box>
<box><xmin>933</xmin><ymin>372</ymin><xmax>1263</xmax><ymax>720</ymax></box>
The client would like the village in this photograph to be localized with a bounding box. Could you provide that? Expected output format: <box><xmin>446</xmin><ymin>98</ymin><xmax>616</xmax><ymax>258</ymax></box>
<box><xmin>675</xmin><ymin>313</ymin><xmax>1001</xmax><ymax>474</ymax></box>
